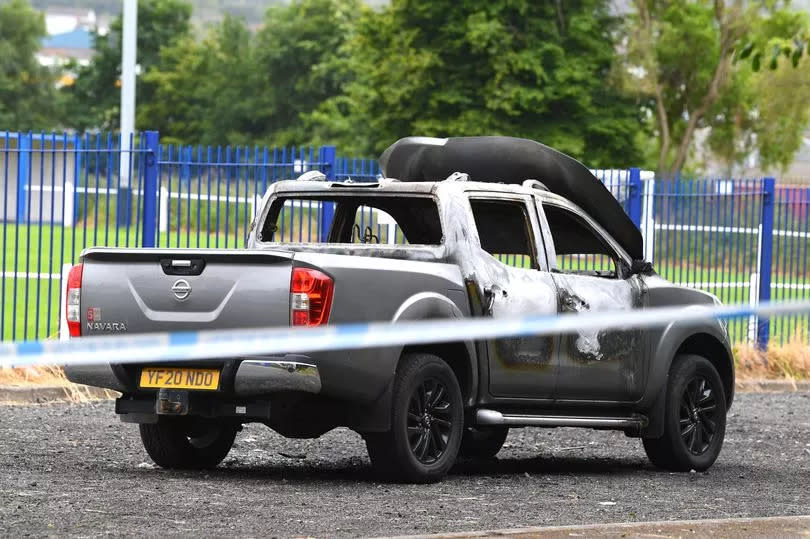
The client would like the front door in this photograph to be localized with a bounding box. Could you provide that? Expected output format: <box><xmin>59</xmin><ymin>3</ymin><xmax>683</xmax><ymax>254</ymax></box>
<box><xmin>538</xmin><ymin>201</ymin><xmax>646</xmax><ymax>403</ymax></box>
<box><xmin>467</xmin><ymin>195</ymin><xmax>559</xmax><ymax>399</ymax></box>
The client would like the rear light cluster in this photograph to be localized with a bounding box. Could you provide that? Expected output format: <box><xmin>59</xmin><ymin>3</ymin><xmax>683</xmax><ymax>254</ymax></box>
<box><xmin>65</xmin><ymin>263</ymin><xmax>83</xmax><ymax>337</ymax></box>
<box><xmin>290</xmin><ymin>267</ymin><xmax>334</xmax><ymax>327</ymax></box>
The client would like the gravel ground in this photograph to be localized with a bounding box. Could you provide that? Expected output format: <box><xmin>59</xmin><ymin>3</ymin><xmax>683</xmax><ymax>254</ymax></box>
<box><xmin>1</xmin><ymin>393</ymin><xmax>808</xmax><ymax>537</ymax></box>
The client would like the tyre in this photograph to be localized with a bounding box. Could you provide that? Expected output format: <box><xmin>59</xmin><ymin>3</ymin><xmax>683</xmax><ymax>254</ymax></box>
<box><xmin>365</xmin><ymin>352</ymin><xmax>464</xmax><ymax>483</ymax></box>
<box><xmin>139</xmin><ymin>419</ymin><xmax>238</xmax><ymax>470</ymax></box>
<box><xmin>643</xmin><ymin>354</ymin><xmax>727</xmax><ymax>472</ymax></box>
<box><xmin>459</xmin><ymin>427</ymin><xmax>508</xmax><ymax>459</ymax></box>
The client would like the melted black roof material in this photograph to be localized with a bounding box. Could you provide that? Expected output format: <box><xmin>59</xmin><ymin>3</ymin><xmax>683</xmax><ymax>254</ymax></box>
<box><xmin>379</xmin><ymin>136</ymin><xmax>643</xmax><ymax>260</ymax></box>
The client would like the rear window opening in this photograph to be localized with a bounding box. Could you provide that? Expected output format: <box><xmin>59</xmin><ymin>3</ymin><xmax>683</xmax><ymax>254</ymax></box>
<box><xmin>259</xmin><ymin>195</ymin><xmax>443</xmax><ymax>246</ymax></box>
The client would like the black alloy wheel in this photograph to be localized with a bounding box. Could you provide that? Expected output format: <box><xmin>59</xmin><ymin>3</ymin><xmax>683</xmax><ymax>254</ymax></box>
<box><xmin>679</xmin><ymin>375</ymin><xmax>718</xmax><ymax>455</ymax></box>
<box><xmin>365</xmin><ymin>352</ymin><xmax>464</xmax><ymax>483</ymax></box>
<box><xmin>407</xmin><ymin>378</ymin><xmax>454</xmax><ymax>464</ymax></box>
<box><xmin>642</xmin><ymin>354</ymin><xmax>727</xmax><ymax>472</ymax></box>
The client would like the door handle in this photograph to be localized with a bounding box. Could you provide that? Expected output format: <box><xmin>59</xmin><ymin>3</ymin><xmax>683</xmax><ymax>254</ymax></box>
<box><xmin>483</xmin><ymin>285</ymin><xmax>506</xmax><ymax>315</ymax></box>
<box><xmin>561</xmin><ymin>294</ymin><xmax>589</xmax><ymax>312</ymax></box>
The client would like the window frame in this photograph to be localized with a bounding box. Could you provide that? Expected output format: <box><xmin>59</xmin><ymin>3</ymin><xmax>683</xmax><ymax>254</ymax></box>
<box><xmin>255</xmin><ymin>192</ymin><xmax>445</xmax><ymax>247</ymax></box>
<box><xmin>536</xmin><ymin>197</ymin><xmax>632</xmax><ymax>279</ymax></box>
<box><xmin>467</xmin><ymin>193</ymin><xmax>548</xmax><ymax>271</ymax></box>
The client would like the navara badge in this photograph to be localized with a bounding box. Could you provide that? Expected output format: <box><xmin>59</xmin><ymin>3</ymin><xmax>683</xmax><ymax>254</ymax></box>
<box><xmin>171</xmin><ymin>279</ymin><xmax>191</xmax><ymax>301</ymax></box>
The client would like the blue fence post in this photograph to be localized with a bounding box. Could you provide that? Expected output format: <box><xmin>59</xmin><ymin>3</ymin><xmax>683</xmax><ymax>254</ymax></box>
<box><xmin>141</xmin><ymin>131</ymin><xmax>160</xmax><ymax>247</ymax></box>
<box><xmin>15</xmin><ymin>133</ymin><xmax>31</xmax><ymax>223</ymax></box>
<box><xmin>627</xmin><ymin>167</ymin><xmax>643</xmax><ymax>230</ymax></box>
<box><xmin>318</xmin><ymin>145</ymin><xmax>336</xmax><ymax>242</ymax></box>
<box><xmin>757</xmin><ymin>177</ymin><xmax>775</xmax><ymax>350</ymax></box>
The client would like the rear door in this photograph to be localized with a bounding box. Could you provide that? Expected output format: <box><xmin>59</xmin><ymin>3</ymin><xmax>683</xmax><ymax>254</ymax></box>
<box><xmin>80</xmin><ymin>249</ymin><xmax>294</xmax><ymax>335</ymax></box>
<box><xmin>466</xmin><ymin>195</ymin><xmax>560</xmax><ymax>399</ymax></box>
<box><xmin>535</xmin><ymin>199</ymin><xmax>646</xmax><ymax>403</ymax></box>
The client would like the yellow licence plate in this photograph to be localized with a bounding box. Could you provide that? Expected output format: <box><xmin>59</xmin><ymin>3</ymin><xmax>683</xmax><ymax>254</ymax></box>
<box><xmin>139</xmin><ymin>368</ymin><xmax>220</xmax><ymax>391</ymax></box>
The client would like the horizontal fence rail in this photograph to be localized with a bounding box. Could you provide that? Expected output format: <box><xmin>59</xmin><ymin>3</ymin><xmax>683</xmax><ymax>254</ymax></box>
<box><xmin>1</xmin><ymin>131</ymin><xmax>808</xmax><ymax>349</ymax></box>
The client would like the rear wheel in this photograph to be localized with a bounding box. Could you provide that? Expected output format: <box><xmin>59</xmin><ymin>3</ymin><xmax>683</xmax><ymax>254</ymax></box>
<box><xmin>643</xmin><ymin>354</ymin><xmax>726</xmax><ymax>472</ymax></box>
<box><xmin>139</xmin><ymin>419</ymin><xmax>238</xmax><ymax>470</ymax></box>
<box><xmin>365</xmin><ymin>352</ymin><xmax>463</xmax><ymax>483</ymax></box>
<box><xmin>459</xmin><ymin>427</ymin><xmax>508</xmax><ymax>459</ymax></box>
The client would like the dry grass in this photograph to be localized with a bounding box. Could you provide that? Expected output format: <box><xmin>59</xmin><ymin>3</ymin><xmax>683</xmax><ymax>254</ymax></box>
<box><xmin>0</xmin><ymin>365</ymin><xmax>70</xmax><ymax>387</ymax></box>
<box><xmin>0</xmin><ymin>366</ymin><xmax>117</xmax><ymax>402</ymax></box>
<box><xmin>2</xmin><ymin>337</ymin><xmax>808</xmax><ymax>402</ymax></box>
<box><xmin>735</xmin><ymin>337</ymin><xmax>810</xmax><ymax>380</ymax></box>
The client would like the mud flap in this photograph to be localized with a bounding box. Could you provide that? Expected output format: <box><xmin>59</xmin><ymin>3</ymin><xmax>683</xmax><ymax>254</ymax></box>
<box><xmin>640</xmin><ymin>377</ymin><xmax>668</xmax><ymax>439</ymax></box>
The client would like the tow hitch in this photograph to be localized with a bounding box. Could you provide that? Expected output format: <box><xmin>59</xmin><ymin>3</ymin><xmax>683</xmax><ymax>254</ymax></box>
<box><xmin>156</xmin><ymin>389</ymin><xmax>189</xmax><ymax>415</ymax></box>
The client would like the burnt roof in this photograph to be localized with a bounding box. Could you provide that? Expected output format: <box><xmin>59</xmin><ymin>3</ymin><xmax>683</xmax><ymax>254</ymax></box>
<box><xmin>379</xmin><ymin>136</ymin><xmax>643</xmax><ymax>260</ymax></box>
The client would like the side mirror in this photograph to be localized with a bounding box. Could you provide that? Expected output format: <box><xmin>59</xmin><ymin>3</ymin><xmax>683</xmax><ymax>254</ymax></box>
<box><xmin>630</xmin><ymin>259</ymin><xmax>653</xmax><ymax>275</ymax></box>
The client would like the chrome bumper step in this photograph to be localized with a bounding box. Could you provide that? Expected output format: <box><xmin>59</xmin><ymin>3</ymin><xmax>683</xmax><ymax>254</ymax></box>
<box><xmin>475</xmin><ymin>409</ymin><xmax>645</xmax><ymax>429</ymax></box>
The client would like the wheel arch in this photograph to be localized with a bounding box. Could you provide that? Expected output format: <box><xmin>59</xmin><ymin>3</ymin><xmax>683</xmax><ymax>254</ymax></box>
<box><xmin>647</xmin><ymin>319</ymin><xmax>734</xmax><ymax>409</ymax></box>
<box><xmin>400</xmin><ymin>342</ymin><xmax>477</xmax><ymax>407</ymax></box>
<box><xmin>674</xmin><ymin>332</ymin><xmax>735</xmax><ymax>409</ymax></box>
<box><xmin>392</xmin><ymin>292</ymin><xmax>479</xmax><ymax>407</ymax></box>
<box><xmin>642</xmin><ymin>320</ymin><xmax>734</xmax><ymax>438</ymax></box>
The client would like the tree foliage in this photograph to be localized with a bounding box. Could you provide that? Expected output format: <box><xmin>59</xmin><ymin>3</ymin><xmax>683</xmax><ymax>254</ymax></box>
<box><xmin>62</xmin><ymin>0</ymin><xmax>192</xmax><ymax>131</ymax></box>
<box><xmin>625</xmin><ymin>0</ymin><xmax>810</xmax><ymax>175</ymax></box>
<box><xmin>137</xmin><ymin>0</ymin><xmax>363</xmax><ymax>146</ymax></box>
<box><xmin>7</xmin><ymin>0</ymin><xmax>810</xmax><ymax>175</ymax></box>
<box><xmin>0</xmin><ymin>0</ymin><xmax>56</xmax><ymax>130</ymax></box>
<box><xmin>307</xmin><ymin>0</ymin><xmax>644</xmax><ymax>166</ymax></box>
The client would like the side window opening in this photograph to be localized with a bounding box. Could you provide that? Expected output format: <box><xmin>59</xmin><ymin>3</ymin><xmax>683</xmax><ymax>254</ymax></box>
<box><xmin>260</xmin><ymin>195</ymin><xmax>441</xmax><ymax>245</ymax></box>
<box><xmin>469</xmin><ymin>199</ymin><xmax>538</xmax><ymax>270</ymax></box>
<box><xmin>542</xmin><ymin>204</ymin><xmax>619</xmax><ymax>278</ymax></box>
<box><xmin>263</xmin><ymin>199</ymin><xmax>322</xmax><ymax>243</ymax></box>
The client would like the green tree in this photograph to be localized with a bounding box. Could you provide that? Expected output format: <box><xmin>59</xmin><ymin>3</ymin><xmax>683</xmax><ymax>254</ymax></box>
<box><xmin>307</xmin><ymin>0</ymin><xmax>643</xmax><ymax>166</ymax></box>
<box><xmin>0</xmin><ymin>0</ymin><xmax>56</xmax><ymax>130</ymax></box>
<box><xmin>138</xmin><ymin>0</ymin><xmax>363</xmax><ymax>147</ymax></box>
<box><xmin>63</xmin><ymin>0</ymin><xmax>193</xmax><ymax>131</ymax></box>
<box><xmin>138</xmin><ymin>14</ymin><xmax>261</xmax><ymax>145</ymax></box>
<box><xmin>252</xmin><ymin>0</ymin><xmax>365</xmax><ymax>146</ymax></box>
<box><xmin>625</xmin><ymin>0</ymin><xmax>810</xmax><ymax>175</ymax></box>
<box><xmin>709</xmin><ymin>52</ymin><xmax>810</xmax><ymax>174</ymax></box>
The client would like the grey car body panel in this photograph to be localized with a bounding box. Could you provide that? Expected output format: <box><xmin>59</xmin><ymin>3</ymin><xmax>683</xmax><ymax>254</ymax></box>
<box><xmin>64</xmin><ymin>362</ymin><xmax>127</xmax><ymax>392</ymax></box>
<box><xmin>66</xmin><ymin>176</ymin><xmax>733</xmax><ymax>435</ymax></box>
<box><xmin>80</xmin><ymin>249</ymin><xmax>294</xmax><ymax>333</ymax></box>
<box><xmin>641</xmin><ymin>274</ymin><xmax>734</xmax><ymax>407</ymax></box>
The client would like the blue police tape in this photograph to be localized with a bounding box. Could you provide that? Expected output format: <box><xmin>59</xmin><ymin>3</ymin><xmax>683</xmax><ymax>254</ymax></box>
<box><xmin>2</xmin><ymin>300</ymin><xmax>810</xmax><ymax>369</ymax></box>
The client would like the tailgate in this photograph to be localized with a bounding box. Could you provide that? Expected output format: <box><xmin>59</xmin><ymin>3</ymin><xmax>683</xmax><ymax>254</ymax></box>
<box><xmin>80</xmin><ymin>248</ymin><xmax>294</xmax><ymax>335</ymax></box>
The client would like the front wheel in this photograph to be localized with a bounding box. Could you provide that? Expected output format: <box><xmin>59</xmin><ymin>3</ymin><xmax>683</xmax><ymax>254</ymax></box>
<box><xmin>643</xmin><ymin>354</ymin><xmax>726</xmax><ymax>472</ymax></box>
<box><xmin>365</xmin><ymin>352</ymin><xmax>464</xmax><ymax>483</ymax></box>
<box><xmin>139</xmin><ymin>419</ymin><xmax>238</xmax><ymax>470</ymax></box>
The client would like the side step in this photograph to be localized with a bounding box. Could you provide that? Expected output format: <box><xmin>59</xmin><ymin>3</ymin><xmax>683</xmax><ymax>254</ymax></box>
<box><xmin>476</xmin><ymin>409</ymin><xmax>646</xmax><ymax>429</ymax></box>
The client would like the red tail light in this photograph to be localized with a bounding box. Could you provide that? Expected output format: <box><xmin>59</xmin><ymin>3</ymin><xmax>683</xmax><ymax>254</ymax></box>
<box><xmin>290</xmin><ymin>267</ymin><xmax>334</xmax><ymax>327</ymax></box>
<box><xmin>65</xmin><ymin>264</ymin><xmax>83</xmax><ymax>337</ymax></box>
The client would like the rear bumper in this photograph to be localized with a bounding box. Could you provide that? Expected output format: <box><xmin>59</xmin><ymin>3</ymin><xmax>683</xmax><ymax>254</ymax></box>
<box><xmin>64</xmin><ymin>363</ymin><xmax>128</xmax><ymax>393</ymax></box>
<box><xmin>233</xmin><ymin>357</ymin><xmax>321</xmax><ymax>395</ymax></box>
<box><xmin>65</xmin><ymin>354</ymin><xmax>322</xmax><ymax>397</ymax></box>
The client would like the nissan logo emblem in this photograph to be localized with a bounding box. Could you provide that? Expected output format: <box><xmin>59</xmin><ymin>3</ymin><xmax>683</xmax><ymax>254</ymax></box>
<box><xmin>171</xmin><ymin>279</ymin><xmax>191</xmax><ymax>301</ymax></box>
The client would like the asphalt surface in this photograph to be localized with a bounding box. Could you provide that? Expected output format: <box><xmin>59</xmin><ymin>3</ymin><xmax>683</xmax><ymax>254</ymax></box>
<box><xmin>0</xmin><ymin>392</ymin><xmax>808</xmax><ymax>537</ymax></box>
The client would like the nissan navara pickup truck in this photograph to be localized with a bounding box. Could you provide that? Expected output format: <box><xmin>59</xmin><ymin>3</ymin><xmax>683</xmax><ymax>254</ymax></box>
<box><xmin>66</xmin><ymin>136</ymin><xmax>734</xmax><ymax>483</ymax></box>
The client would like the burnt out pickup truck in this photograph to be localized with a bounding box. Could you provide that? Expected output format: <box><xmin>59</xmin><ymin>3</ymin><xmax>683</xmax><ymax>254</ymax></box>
<box><xmin>66</xmin><ymin>136</ymin><xmax>733</xmax><ymax>483</ymax></box>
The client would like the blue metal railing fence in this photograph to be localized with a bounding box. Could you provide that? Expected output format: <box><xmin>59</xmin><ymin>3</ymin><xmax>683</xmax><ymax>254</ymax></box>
<box><xmin>1</xmin><ymin>130</ymin><xmax>807</xmax><ymax>348</ymax></box>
